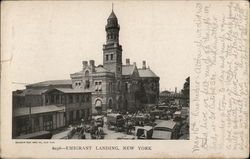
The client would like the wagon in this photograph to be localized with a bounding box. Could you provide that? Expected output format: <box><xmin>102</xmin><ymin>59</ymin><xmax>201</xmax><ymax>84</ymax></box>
<box><xmin>106</xmin><ymin>113</ymin><xmax>125</xmax><ymax>131</ymax></box>
<box><xmin>93</xmin><ymin>115</ymin><xmax>104</xmax><ymax>127</ymax></box>
<box><xmin>152</xmin><ymin>121</ymin><xmax>179</xmax><ymax>139</ymax></box>
<box><xmin>135</xmin><ymin>126</ymin><xmax>153</xmax><ymax>139</ymax></box>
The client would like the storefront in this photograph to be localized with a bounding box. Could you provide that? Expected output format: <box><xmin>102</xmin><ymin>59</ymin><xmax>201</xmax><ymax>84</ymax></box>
<box><xmin>13</xmin><ymin>105</ymin><xmax>65</xmax><ymax>138</ymax></box>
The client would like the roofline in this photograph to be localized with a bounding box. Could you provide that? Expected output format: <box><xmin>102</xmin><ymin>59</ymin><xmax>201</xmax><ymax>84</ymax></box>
<box><xmin>26</xmin><ymin>79</ymin><xmax>72</xmax><ymax>87</ymax></box>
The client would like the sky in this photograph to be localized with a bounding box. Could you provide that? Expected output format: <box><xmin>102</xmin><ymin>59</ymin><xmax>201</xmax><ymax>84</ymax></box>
<box><xmin>2</xmin><ymin>1</ymin><xmax>194</xmax><ymax>92</ymax></box>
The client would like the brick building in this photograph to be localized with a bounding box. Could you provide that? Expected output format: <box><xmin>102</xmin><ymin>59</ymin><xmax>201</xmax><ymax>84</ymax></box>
<box><xmin>70</xmin><ymin>10</ymin><xmax>159</xmax><ymax>114</ymax></box>
<box><xmin>12</xmin><ymin>9</ymin><xmax>160</xmax><ymax>137</ymax></box>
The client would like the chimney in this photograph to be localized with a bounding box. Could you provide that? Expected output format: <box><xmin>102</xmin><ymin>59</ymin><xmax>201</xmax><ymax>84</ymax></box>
<box><xmin>142</xmin><ymin>61</ymin><xmax>146</xmax><ymax>69</ymax></box>
<box><xmin>126</xmin><ymin>58</ymin><xmax>130</xmax><ymax>65</ymax></box>
<box><xmin>82</xmin><ymin>61</ymin><xmax>88</xmax><ymax>69</ymax></box>
<box><xmin>175</xmin><ymin>87</ymin><xmax>177</xmax><ymax>93</ymax></box>
<box><xmin>89</xmin><ymin>60</ymin><xmax>95</xmax><ymax>72</ymax></box>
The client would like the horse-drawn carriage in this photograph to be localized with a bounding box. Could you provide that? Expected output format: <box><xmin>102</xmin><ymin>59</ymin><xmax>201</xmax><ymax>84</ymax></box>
<box><xmin>135</xmin><ymin>126</ymin><xmax>153</xmax><ymax>139</ymax></box>
<box><xmin>90</xmin><ymin>126</ymin><xmax>104</xmax><ymax>139</ymax></box>
<box><xmin>106</xmin><ymin>113</ymin><xmax>125</xmax><ymax>131</ymax></box>
<box><xmin>93</xmin><ymin>115</ymin><xmax>104</xmax><ymax>127</ymax></box>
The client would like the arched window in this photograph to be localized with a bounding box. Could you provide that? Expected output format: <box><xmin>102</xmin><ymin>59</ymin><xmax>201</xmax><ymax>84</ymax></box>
<box><xmin>85</xmin><ymin>70</ymin><xmax>89</xmax><ymax>76</ymax></box>
<box><xmin>85</xmin><ymin>80</ymin><xmax>90</xmax><ymax>89</ymax></box>
<box><xmin>108</xmin><ymin>99</ymin><xmax>112</xmax><ymax>109</ymax></box>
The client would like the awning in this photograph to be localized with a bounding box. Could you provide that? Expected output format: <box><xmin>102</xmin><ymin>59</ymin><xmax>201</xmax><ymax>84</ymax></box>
<box><xmin>13</xmin><ymin>105</ymin><xmax>65</xmax><ymax>117</ymax></box>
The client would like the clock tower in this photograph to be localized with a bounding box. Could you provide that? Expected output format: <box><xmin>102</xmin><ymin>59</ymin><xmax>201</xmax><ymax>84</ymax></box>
<box><xmin>103</xmin><ymin>9</ymin><xmax>122</xmax><ymax>78</ymax></box>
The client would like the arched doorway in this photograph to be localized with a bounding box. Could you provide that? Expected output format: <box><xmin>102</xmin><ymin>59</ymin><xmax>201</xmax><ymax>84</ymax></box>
<box><xmin>95</xmin><ymin>99</ymin><xmax>102</xmax><ymax>115</ymax></box>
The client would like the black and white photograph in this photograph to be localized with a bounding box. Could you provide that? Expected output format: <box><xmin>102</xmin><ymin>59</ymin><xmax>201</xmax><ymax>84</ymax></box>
<box><xmin>1</xmin><ymin>0</ymin><xmax>248</xmax><ymax>158</ymax></box>
<box><xmin>11</xmin><ymin>2</ymin><xmax>190</xmax><ymax>140</ymax></box>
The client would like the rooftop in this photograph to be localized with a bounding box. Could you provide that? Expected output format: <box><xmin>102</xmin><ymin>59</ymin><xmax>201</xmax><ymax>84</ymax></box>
<box><xmin>26</xmin><ymin>80</ymin><xmax>72</xmax><ymax>88</ymax></box>
<box><xmin>122</xmin><ymin>65</ymin><xmax>136</xmax><ymax>76</ymax></box>
<box><xmin>25</xmin><ymin>89</ymin><xmax>47</xmax><ymax>95</ymax></box>
<box><xmin>95</xmin><ymin>66</ymin><xmax>110</xmax><ymax>73</ymax></box>
<box><xmin>155</xmin><ymin>120</ymin><xmax>177</xmax><ymax>130</ymax></box>
<box><xmin>13</xmin><ymin>90</ymin><xmax>26</xmax><ymax>96</ymax></box>
<box><xmin>138</xmin><ymin>68</ymin><xmax>158</xmax><ymax>78</ymax></box>
<box><xmin>71</xmin><ymin>66</ymin><xmax>112</xmax><ymax>76</ymax></box>
<box><xmin>46</xmin><ymin>88</ymin><xmax>92</xmax><ymax>94</ymax></box>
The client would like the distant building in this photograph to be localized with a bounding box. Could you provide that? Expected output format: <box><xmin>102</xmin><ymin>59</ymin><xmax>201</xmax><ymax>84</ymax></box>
<box><xmin>181</xmin><ymin>77</ymin><xmax>190</xmax><ymax>107</ymax></box>
<box><xmin>159</xmin><ymin>77</ymin><xmax>190</xmax><ymax>107</ymax></box>
<box><xmin>159</xmin><ymin>91</ymin><xmax>183</xmax><ymax>106</ymax></box>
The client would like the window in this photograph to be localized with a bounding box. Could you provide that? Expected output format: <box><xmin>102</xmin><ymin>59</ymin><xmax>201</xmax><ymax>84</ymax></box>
<box><xmin>151</xmin><ymin>83</ymin><xmax>155</xmax><ymax>90</ymax></box>
<box><xmin>33</xmin><ymin>117</ymin><xmax>40</xmax><ymax>132</ymax></box>
<box><xmin>106</xmin><ymin>54</ymin><xmax>109</xmax><ymax>61</ymax></box>
<box><xmin>76</xmin><ymin>95</ymin><xmax>79</xmax><ymax>103</ymax></box>
<box><xmin>109</xmin><ymin>82</ymin><xmax>112</xmax><ymax>92</ymax></box>
<box><xmin>95</xmin><ymin>81</ymin><xmax>102</xmax><ymax>92</ymax></box>
<box><xmin>99</xmin><ymin>82</ymin><xmax>102</xmax><ymax>91</ymax></box>
<box><xmin>45</xmin><ymin>96</ymin><xmax>49</xmax><ymax>105</ymax></box>
<box><xmin>86</xmin><ymin>94</ymin><xmax>90</xmax><ymax>102</ymax></box>
<box><xmin>95</xmin><ymin>82</ymin><xmax>98</xmax><ymax>91</ymax></box>
<box><xmin>51</xmin><ymin>95</ymin><xmax>55</xmax><ymax>104</ymax></box>
<box><xmin>75</xmin><ymin>82</ymin><xmax>81</xmax><ymax>87</ymax></box>
<box><xmin>16</xmin><ymin>117</ymin><xmax>30</xmax><ymax>134</ymax></box>
<box><xmin>108</xmin><ymin>99</ymin><xmax>112</xmax><ymax>109</ymax></box>
<box><xmin>81</xmin><ymin>94</ymin><xmax>85</xmax><ymax>103</ymax></box>
<box><xmin>110</xmin><ymin>54</ymin><xmax>113</xmax><ymax>60</ymax></box>
<box><xmin>69</xmin><ymin>95</ymin><xmax>73</xmax><ymax>103</ymax></box>
<box><xmin>85</xmin><ymin>70</ymin><xmax>89</xmax><ymax>76</ymax></box>
<box><xmin>85</xmin><ymin>80</ymin><xmax>90</xmax><ymax>89</ymax></box>
<box><xmin>117</xmin><ymin>81</ymin><xmax>121</xmax><ymax>91</ymax></box>
<box><xmin>61</xmin><ymin>95</ymin><xmax>65</xmax><ymax>104</ymax></box>
<box><xmin>43</xmin><ymin>114</ymin><xmax>53</xmax><ymax>130</ymax></box>
<box><xmin>56</xmin><ymin>95</ymin><xmax>59</xmax><ymax>104</ymax></box>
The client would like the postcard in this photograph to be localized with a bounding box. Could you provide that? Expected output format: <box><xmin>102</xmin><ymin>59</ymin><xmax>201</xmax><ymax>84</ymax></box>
<box><xmin>0</xmin><ymin>0</ymin><xmax>249</xmax><ymax>158</ymax></box>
